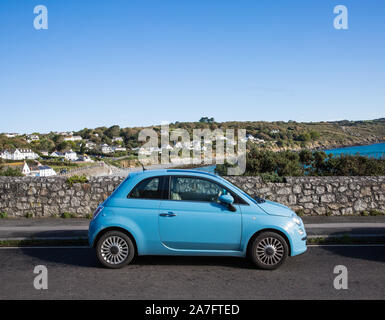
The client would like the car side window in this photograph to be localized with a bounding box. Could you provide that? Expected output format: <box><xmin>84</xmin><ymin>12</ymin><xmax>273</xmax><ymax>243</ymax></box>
<box><xmin>129</xmin><ymin>177</ymin><xmax>164</xmax><ymax>200</ymax></box>
<box><xmin>170</xmin><ymin>177</ymin><xmax>225</xmax><ymax>202</ymax></box>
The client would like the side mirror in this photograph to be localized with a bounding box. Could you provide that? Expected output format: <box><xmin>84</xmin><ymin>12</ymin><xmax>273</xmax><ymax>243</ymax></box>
<box><xmin>219</xmin><ymin>194</ymin><xmax>234</xmax><ymax>205</ymax></box>
<box><xmin>218</xmin><ymin>194</ymin><xmax>236</xmax><ymax>212</ymax></box>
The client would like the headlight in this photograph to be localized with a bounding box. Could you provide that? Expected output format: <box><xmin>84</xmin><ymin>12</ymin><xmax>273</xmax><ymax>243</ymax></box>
<box><xmin>293</xmin><ymin>216</ymin><xmax>302</xmax><ymax>226</ymax></box>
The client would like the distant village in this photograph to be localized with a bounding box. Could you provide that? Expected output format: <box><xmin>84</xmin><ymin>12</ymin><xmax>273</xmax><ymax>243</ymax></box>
<box><xmin>0</xmin><ymin>129</ymin><xmax>265</xmax><ymax>177</ymax></box>
<box><xmin>2</xmin><ymin>119</ymin><xmax>385</xmax><ymax>177</ymax></box>
<box><xmin>0</xmin><ymin>131</ymin><xmax>130</xmax><ymax>177</ymax></box>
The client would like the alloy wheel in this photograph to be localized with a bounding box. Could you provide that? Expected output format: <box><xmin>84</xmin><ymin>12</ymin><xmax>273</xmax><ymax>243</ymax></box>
<box><xmin>100</xmin><ymin>235</ymin><xmax>130</xmax><ymax>265</ymax></box>
<box><xmin>256</xmin><ymin>237</ymin><xmax>285</xmax><ymax>266</ymax></box>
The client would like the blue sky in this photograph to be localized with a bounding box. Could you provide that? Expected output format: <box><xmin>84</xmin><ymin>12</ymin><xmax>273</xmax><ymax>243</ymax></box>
<box><xmin>0</xmin><ymin>0</ymin><xmax>384</xmax><ymax>133</ymax></box>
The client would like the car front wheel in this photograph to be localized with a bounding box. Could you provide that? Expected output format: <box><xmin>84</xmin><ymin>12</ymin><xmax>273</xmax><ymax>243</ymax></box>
<box><xmin>96</xmin><ymin>231</ymin><xmax>135</xmax><ymax>268</ymax></box>
<box><xmin>250</xmin><ymin>232</ymin><xmax>288</xmax><ymax>270</ymax></box>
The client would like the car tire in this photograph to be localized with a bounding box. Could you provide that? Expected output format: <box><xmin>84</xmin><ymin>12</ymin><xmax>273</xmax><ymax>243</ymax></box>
<box><xmin>250</xmin><ymin>232</ymin><xmax>289</xmax><ymax>270</ymax></box>
<box><xmin>96</xmin><ymin>231</ymin><xmax>135</xmax><ymax>269</ymax></box>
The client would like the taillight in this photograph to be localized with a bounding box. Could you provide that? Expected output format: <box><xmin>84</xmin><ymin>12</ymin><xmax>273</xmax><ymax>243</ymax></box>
<box><xmin>93</xmin><ymin>206</ymin><xmax>104</xmax><ymax>219</ymax></box>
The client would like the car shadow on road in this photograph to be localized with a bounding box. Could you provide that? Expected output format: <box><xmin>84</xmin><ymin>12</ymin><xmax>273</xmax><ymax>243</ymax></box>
<box><xmin>21</xmin><ymin>247</ymin><xmax>258</xmax><ymax>269</ymax></box>
<box><xmin>19</xmin><ymin>230</ymin><xmax>257</xmax><ymax>269</ymax></box>
<box><xmin>133</xmin><ymin>255</ymin><xmax>256</xmax><ymax>269</ymax></box>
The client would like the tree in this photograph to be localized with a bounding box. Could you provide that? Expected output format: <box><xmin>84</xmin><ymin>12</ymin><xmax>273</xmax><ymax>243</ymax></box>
<box><xmin>199</xmin><ymin>117</ymin><xmax>215</xmax><ymax>123</ymax></box>
<box><xmin>57</xmin><ymin>141</ymin><xmax>68</xmax><ymax>151</ymax></box>
<box><xmin>310</xmin><ymin>131</ymin><xmax>320</xmax><ymax>140</ymax></box>
<box><xmin>105</xmin><ymin>125</ymin><xmax>121</xmax><ymax>139</ymax></box>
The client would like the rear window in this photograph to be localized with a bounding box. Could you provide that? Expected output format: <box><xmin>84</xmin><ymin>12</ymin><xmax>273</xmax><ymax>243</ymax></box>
<box><xmin>128</xmin><ymin>177</ymin><xmax>165</xmax><ymax>200</ymax></box>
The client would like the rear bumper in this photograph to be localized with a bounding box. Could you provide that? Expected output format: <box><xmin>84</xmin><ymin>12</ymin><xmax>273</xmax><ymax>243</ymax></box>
<box><xmin>88</xmin><ymin>219</ymin><xmax>97</xmax><ymax>247</ymax></box>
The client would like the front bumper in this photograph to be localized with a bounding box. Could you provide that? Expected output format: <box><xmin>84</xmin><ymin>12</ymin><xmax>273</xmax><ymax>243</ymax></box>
<box><xmin>290</xmin><ymin>220</ymin><xmax>307</xmax><ymax>256</ymax></box>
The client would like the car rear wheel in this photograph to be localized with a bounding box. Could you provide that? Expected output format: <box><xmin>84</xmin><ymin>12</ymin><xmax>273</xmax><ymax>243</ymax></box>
<box><xmin>250</xmin><ymin>232</ymin><xmax>288</xmax><ymax>270</ymax></box>
<box><xmin>96</xmin><ymin>231</ymin><xmax>135</xmax><ymax>268</ymax></box>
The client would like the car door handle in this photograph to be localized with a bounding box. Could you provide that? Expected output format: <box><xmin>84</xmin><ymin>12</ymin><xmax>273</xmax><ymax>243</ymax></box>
<box><xmin>159</xmin><ymin>212</ymin><xmax>176</xmax><ymax>217</ymax></box>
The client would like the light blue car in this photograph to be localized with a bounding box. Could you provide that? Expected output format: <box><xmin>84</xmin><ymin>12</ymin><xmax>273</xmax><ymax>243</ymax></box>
<box><xmin>89</xmin><ymin>169</ymin><xmax>307</xmax><ymax>269</ymax></box>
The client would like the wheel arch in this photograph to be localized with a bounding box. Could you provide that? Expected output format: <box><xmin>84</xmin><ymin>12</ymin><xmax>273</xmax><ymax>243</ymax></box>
<box><xmin>92</xmin><ymin>226</ymin><xmax>138</xmax><ymax>255</ymax></box>
<box><xmin>246</xmin><ymin>228</ymin><xmax>292</xmax><ymax>257</ymax></box>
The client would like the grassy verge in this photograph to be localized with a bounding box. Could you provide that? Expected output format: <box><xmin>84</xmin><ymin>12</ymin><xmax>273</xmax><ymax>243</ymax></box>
<box><xmin>0</xmin><ymin>239</ymin><xmax>88</xmax><ymax>247</ymax></box>
<box><xmin>307</xmin><ymin>236</ymin><xmax>385</xmax><ymax>245</ymax></box>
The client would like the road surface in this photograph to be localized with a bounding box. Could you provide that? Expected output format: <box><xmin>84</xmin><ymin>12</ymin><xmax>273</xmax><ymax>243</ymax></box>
<box><xmin>0</xmin><ymin>245</ymin><xmax>384</xmax><ymax>299</ymax></box>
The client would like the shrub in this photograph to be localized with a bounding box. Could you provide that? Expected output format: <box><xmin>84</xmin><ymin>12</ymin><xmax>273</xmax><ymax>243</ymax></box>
<box><xmin>259</xmin><ymin>172</ymin><xmax>286</xmax><ymax>183</ymax></box>
<box><xmin>361</xmin><ymin>210</ymin><xmax>369</xmax><ymax>216</ymax></box>
<box><xmin>66</xmin><ymin>175</ymin><xmax>89</xmax><ymax>186</ymax></box>
<box><xmin>217</xmin><ymin>147</ymin><xmax>385</xmax><ymax>178</ymax></box>
<box><xmin>61</xmin><ymin>212</ymin><xmax>78</xmax><ymax>219</ymax></box>
<box><xmin>0</xmin><ymin>212</ymin><xmax>8</xmax><ymax>219</ymax></box>
<box><xmin>367</xmin><ymin>209</ymin><xmax>383</xmax><ymax>216</ymax></box>
<box><xmin>0</xmin><ymin>167</ymin><xmax>23</xmax><ymax>176</ymax></box>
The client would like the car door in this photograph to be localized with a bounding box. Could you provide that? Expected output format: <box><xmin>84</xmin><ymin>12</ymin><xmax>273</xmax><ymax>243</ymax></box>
<box><xmin>158</xmin><ymin>176</ymin><xmax>242</xmax><ymax>251</ymax></box>
<box><xmin>123</xmin><ymin>176</ymin><xmax>168</xmax><ymax>250</ymax></box>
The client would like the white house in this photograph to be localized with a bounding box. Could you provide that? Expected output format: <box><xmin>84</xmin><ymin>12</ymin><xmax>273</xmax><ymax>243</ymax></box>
<box><xmin>85</xmin><ymin>141</ymin><xmax>97</xmax><ymax>149</ymax></box>
<box><xmin>27</xmin><ymin>134</ymin><xmax>39</xmax><ymax>143</ymax></box>
<box><xmin>50</xmin><ymin>150</ymin><xmax>78</xmax><ymax>161</ymax></box>
<box><xmin>246</xmin><ymin>134</ymin><xmax>255</xmax><ymax>141</ymax></box>
<box><xmin>56</xmin><ymin>131</ymin><xmax>71</xmax><ymax>136</ymax></box>
<box><xmin>22</xmin><ymin>162</ymin><xmax>31</xmax><ymax>175</ymax></box>
<box><xmin>0</xmin><ymin>149</ymin><xmax>39</xmax><ymax>160</ymax></box>
<box><xmin>112</xmin><ymin>137</ymin><xmax>123</xmax><ymax>143</ymax></box>
<box><xmin>4</xmin><ymin>133</ymin><xmax>21</xmax><ymax>138</ymax></box>
<box><xmin>78</xmin><ymin>154</ymin><xmax>94</xmax><ymax>162</ymax></box>
<box><xmin>64</xmin><ymin>150</ymin><xmax>78</xmax><ymax>161</ymax></box>
<box><xmin>112</xmin><ymin>146</ymin><xmax>126</xmax><ymax>152</ymax></box>
<box><xmin>22</xmin><ymin>162</ymin><xmax>56</xmax><ymax>177</ymax></box>
<box><xmin>64</xmin><ymin>135</ymin><xmax>82</xmax><ymax>142</ymax></box>
<box><xmin>34</xmin><ymin>165</ymin><xmax>57</xmax><ymax>177</ymax></box>
<box><xmin>101</xmin><ymin>144</ymin><xmax>113</xmax><ymax>154</ymax></box>
<box><xmin>50</xmin><ymin>151</ymin><xmax>65</xmax><ymax>158</ymax></box>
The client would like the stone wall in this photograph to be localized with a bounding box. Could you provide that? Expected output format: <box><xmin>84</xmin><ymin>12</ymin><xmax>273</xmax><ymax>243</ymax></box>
<box><xmin>0</xmin><ymin>175</ymin><xmax>384</xmax><ymax>217</ymax></box>
<box><xmin>225</xmin><ymin>176</ymin><xmax>385</xmax><ymax>215</ymax></box>
<box><xmin>0</xmin><ymin>176</ymin><xmax>124</xmax><ymax>217</ymax></box>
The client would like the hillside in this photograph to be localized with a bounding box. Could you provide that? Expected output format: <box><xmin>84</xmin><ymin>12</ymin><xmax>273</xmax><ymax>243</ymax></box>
<box><xmin>1</xmin><ymin>118</ymin><xmax>385</xmax><ymax>154</ymax></box>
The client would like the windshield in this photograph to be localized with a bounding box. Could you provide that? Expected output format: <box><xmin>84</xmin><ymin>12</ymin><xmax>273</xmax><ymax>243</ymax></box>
<box><xmin>215</xmin><ymin>175</ymin><xmax>262</xmax><ymax>205</ymax></box>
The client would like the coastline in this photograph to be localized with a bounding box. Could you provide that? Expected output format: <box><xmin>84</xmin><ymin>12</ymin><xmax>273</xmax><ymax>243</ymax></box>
<box><xmin>315</xmin><ymin>140</ymin><xmax>385</xmax><ymax>152</ymax></box>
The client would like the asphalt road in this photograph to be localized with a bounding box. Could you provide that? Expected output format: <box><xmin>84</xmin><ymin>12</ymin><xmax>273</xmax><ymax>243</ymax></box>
<box><xmin>0</xmin><ymin>246</ymin><xmax>384</xmax><ymax>299</ymax></box>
